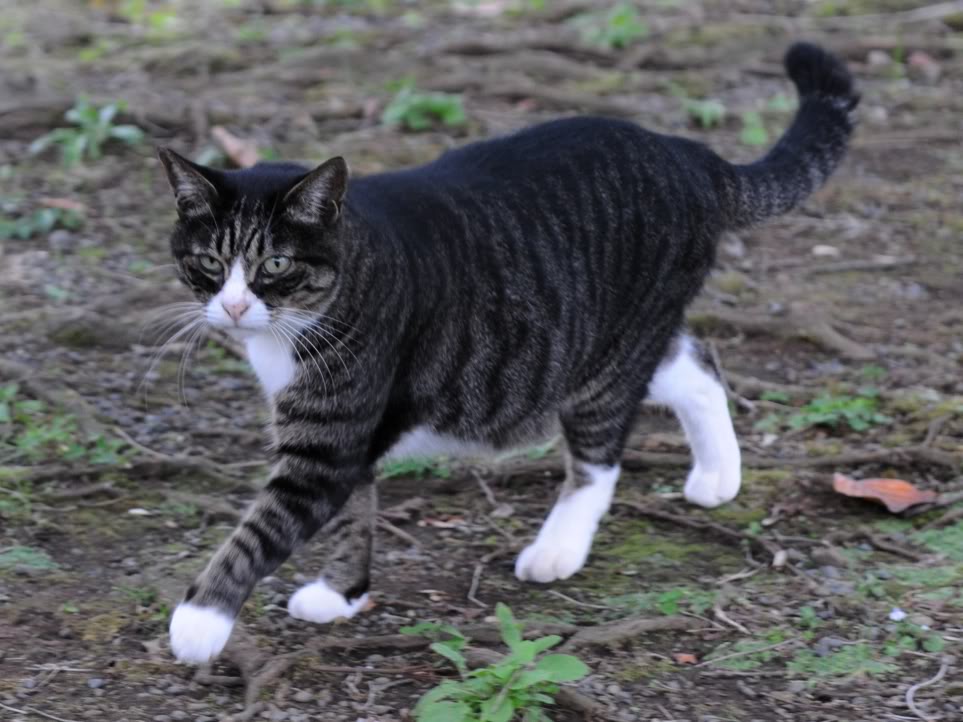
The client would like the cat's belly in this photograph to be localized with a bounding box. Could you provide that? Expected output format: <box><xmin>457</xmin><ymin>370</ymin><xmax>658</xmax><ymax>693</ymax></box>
<box><xmin>382</xmin><ymin>426</ymin><xmax>496</xmax><ymax>460</ymax></box>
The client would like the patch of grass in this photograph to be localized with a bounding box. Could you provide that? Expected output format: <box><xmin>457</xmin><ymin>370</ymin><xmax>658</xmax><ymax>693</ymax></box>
<box><xmin>605</xmin><ymin>587</ymin><xmax>716</xmax><ymax>616</ymax></box>
<box><xmin>788</xmin><ymin>643</ymin><xmax>896</xmax><ymax>680</ymax></box>
<box><xmin>704</xmin><ymin>630</ymin><xmax>788</xmax><ymax>671</ymax></box>
<box><xmin>912</xmin><ymin>522</ymin><xmax>963</xmax><ymax>561</ymax></box>
<box><xmin>404</xmin><ymin>603</ymin><xmax>590</xmax><ymax>722</ymax></box>
<box><xmin>754</xmin><ymin>389</ymin><xmax>891</xmax><ymax>434</ymax></box>
<box><xmin>382</xmin><ymin>81</ymin><xmax>467</xmax><ymax>131</ymax></box>
<box><xmin>199</xmin><ymin>342</ymin><xmax>250</xmax><ymax>375</ymax></box>
<box><xmin>30</xmin><ymin>98</ymin><xmax>144</xmax><ymax>169</ymax></box>
<box><xmin>574</xmin><ymin>3</ymin><xmax>648</xmax><ymax>50</ymax></box>
<box><xmin>0</xmin><ymin>384</ymin><xmax>131</xmax><ymax>467</ymax></box>
<box><xmin>0</xmin><ymin>546</ymin><xmax>58</xmax><ymax>571</ymax></box>
<box><xmin>379</xmin><ymin>456</ymin><xmax>451</xmax><ymax>480</ymax></box>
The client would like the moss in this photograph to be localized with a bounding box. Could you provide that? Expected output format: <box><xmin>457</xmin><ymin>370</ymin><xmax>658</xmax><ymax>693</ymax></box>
<box><xmin>82</xmin><ymin>611</ymin><xmax>129</xmax><ymax>642</ymax></box>
<box><xmin>743</xmin><ymin>468</ymin><xmax>792</xmax><ymax>485</ymax></box>
<box><xmin>707</xmin><ymin>505</ymin><xmax>767</xmax><ymax>526</ymax></box>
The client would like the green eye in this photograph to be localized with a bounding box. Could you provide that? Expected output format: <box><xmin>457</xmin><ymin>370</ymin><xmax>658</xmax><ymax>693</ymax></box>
<box><xmin>262</xmin><ymin>256</ymin><xmax>292</xmax><ymax>275</ymax></box>
<box><xmin>198</xmin><ymin>255</ymin><xmax>221</xmax><ymax>273</ymax></box>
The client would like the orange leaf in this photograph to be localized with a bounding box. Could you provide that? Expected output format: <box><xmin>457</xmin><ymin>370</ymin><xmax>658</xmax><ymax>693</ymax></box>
<box><xmin>673</xmin><ymin>653</ymin><xmax>698</xmax><ymax>665</ymax></box>
<box><xmin>832</xmin><ymin>473</ymin><xmax>937</xmax><ymax>513</ymax></box>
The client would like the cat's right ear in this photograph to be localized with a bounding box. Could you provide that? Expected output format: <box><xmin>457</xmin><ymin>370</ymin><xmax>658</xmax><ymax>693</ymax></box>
<box><xmin>157</xmin><ymin>147</ymin><xmax>219</xmax><ymax>218</ymax></box>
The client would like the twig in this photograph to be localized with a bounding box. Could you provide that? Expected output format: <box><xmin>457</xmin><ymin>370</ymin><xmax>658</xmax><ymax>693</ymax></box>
<box><xmin>547</xmin><ymin>590</ymin><xmax>615</xmax><ymax>610</ymax></box>
<box><xmin>377</xmin><ymin>517</ymin><xmax>421</xmax><ymax>548</ymax></box>
<box><xmin>805</xmin><ymin>256</ymin><xmax>917</xmax><ymax>276</ymax></box>
<box><xmin>0</xmin><ymin>701</ymin><xmax>80</xmax><ymax>722</ymax></box>
<box><xmin>905</xmin><ymin>658</ymin><xmax>950</xmax><ymax>721</ymax></box>
<box><xmin>473</xmin><ymin>470</ymin><xmax>499</xmax><ymax>507</ymax></box>
<box><xmin>694</xmin><ymin>638</ymin><xmax>796</xmax><ymax>668</ymax></box>
<box><xmin>561</xmin><ymin>615</ymin><xmax>700</xmax><ymax>651</ymax></box>
<box><xmin>713</xmin><ymin>589</ymin><xmax>750</xmax><ymax>635</ymax></box>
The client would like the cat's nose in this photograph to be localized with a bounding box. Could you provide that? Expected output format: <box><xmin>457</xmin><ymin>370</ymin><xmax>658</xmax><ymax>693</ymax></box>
<box><xmin>222</xmin><ymin>300</ymin><xmax>250</xmax><ymax>324</ymax></box>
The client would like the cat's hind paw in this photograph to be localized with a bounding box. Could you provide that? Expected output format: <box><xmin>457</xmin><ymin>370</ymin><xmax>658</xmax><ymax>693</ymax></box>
<box><xmin>288</xmin><ymin>579</ymin><xmax>367</xmax><ymax>624</ymax></box>
<box><xmin>683</xmin><ymin>466</ymin><xmax>741</xmax><ymax>508</ymax></box>
<box><xmin>514</xmin><ymin>535</ymin><xmax>591</xmax><ymax>583</ymax></box>
<box><xmin>169</xmin><ymin>603</ymin><xmax>234</xmax><ymax>664</ymax></box>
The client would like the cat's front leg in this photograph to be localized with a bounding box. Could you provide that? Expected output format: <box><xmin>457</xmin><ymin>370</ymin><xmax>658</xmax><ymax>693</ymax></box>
<box><xmin>288</xmin><ymin>480</ymin><xmax>376</xmax><ymax>624</ymax></box>
<box><xmin>168</xmin><ymin>463</ymin><xmax>366</xmax><ymax>664</ymax></box>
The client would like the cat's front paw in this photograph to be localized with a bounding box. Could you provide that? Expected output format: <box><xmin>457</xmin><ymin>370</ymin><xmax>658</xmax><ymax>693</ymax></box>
<box><xmin>288</xmin><ymin>579</ymin><xmax>368</xmax><ymax>624</ymax></box>
<box><xmin>683</xmin><ymin>465</ymin><xmax>741</xmax><ymax>508</ymax></box>
<box><xmin>514</xmin><ymin>536</ymin><xmax>591</xmax><ymax>583</ymax></box>
<box><xmin>169</xmin><ymin>603</ymin><xmax>235</xmax><ymax>664</ymax></box>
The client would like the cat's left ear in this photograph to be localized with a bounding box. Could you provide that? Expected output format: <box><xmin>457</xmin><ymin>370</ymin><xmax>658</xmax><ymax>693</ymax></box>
<box><xmin>282</xmin><ymin>157</ymin><xmax>348</xmax><ymax>226</ymax></box>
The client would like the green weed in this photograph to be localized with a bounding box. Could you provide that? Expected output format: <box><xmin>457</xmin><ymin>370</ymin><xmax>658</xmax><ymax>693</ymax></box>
<box><xmin>0</xmin><ymin>205</ymin><xmax>84</xmax><ymax>241</ymax></box>
<box><xmin>30</xmin><ymin>99</ymin><xmax>144</xmax><ymax>169</ymax></box>
<box><xmin>739</xmin><ymin>111</ymin><xmax>768</xmax><ymax>146</ymax></box>
<box><xmin>605</xmin><ymin>587</ymin><xmax>716</xmax><ymax>616</ymax></box>
<box><xmin>404</xmin><ymin>603</ymin><xmax>590</xmax><ymax>722</ymax></box>
<box><xmin>575</xmin><ymin>3</ymin><xmax>648</xmax><ymax>50</ymax></box>
<box><xmin>754</xmin><ymin>389</ymin><xmax>891</xmax><ymax>434</ymax></box>
<box><xmin>704</xmin><ymin>630</ymin><xmax>788</xmax><ymax>671</ymax></box>
<box><xmin>684</xmin><ymin>98</ymin><xmax>726</xmax><ymax>129</ymax></box>
<box><xmin>0</xmin><ymin>546</ymin><xmax>58</xmax><ymax>571</ymax></box>
<box><xmin>379</xmin><ymin>456</ymin><xmax>451</xmax><ymax>480</ymax></box>
<box><xmin>382</xmin><ymin>82</ymin><xmax>467</xmax><ymax>132</ymax></box>
<box><xmin>788</xmin><ymin>643</ymin><xmax>896</xmax><ymax>680</ymax></box>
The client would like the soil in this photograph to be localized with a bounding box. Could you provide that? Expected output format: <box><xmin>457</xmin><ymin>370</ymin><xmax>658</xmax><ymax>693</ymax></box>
<box><xmin>1</xmin><ymin>2</ymin><xmax>962</xmax><ymax>722</ymax></box>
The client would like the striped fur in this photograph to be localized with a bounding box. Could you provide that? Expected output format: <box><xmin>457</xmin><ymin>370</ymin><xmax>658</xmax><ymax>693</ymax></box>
<box><xmin>160</xmin><ymin>43</ymin><xmax>857</xmax><ymax>662</ymax></box>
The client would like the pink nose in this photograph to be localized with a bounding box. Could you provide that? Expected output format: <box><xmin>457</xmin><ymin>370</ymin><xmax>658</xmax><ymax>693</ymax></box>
<box><xmin>222</xmin><ymin>300</ymin><xmax>250</xmax><ymax>324</ymax></box>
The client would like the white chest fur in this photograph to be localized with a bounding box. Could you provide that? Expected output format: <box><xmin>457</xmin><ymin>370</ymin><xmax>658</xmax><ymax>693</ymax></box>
<box><xmin>383</xmin><ymin>426</ymin><xmax>495</xmax><ymax>460</ymax></box>
<box><xmin>245</xmin><ymin>332</ymin><xmax>296</xmax><ymax>396</ymax></box>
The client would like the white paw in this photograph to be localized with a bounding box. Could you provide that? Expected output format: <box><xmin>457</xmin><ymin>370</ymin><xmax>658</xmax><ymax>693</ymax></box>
<box><xmin>515</xmin><ymin>534</ymin><xmax>592</xmax><ymax>583</ymax></box>
<box><xmin>683</xmin><ymin>465</ymin><xmax>741</xmax><ymax>508</ymax></box>
<box><xmin>288</xmin><ymin>579</ymin><xmax>368</xmax><ymax>624</ymax></box>
<box><xmin>169</xmin><ymin>603</ymin><xmax>234</xmax><ymax>664</ymax></box>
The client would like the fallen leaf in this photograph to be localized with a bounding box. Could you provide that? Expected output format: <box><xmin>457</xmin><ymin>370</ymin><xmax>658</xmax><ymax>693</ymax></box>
<box><xmin>211</xmin><ymin>126</ymin><xmax>259</xmax><ymax>168</ymax></box>
<box><xmin>673</xmin><ymin>652</ymin><xmax>698</xmax><ymax>665</ymax></box>
<box><xmin>38</xmin><ymin>197</ymin><xmax>87</xmax><ymax>213</ymax></box>
<box><xmin>832</xmin><ymin>473</ymin><xmax>937</xmax><ymax>513</ymax></box>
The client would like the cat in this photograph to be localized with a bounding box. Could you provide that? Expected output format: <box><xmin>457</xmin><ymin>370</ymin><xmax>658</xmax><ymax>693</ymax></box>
<box><xmin>160</xmin><ymin>42</ymin><xmax>857</xmax><ymax>664</ymax></box>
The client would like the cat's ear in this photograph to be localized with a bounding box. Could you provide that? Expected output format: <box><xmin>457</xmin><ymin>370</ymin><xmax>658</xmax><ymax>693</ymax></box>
<box><xmin>158</xmin><ymin>147</ymin><xmax>219</xmax><ymax>218</ymax></box>
<box><xmin>282</xmin><ymin>157</ymin><xmax>348</xmax><ymax>226</ymax></box>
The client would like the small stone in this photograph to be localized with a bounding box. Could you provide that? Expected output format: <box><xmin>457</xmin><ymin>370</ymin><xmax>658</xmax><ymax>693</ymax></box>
<box><xmin>165</xmin><ymin>684</ymin><xmax>187</xmax><ymax>695</ymax></box>
<box><xmin>867</xmin><ymin>50</ymin><xmax>891</xmax><ymax>67</ymax></box>
<box><xmin>819</xmin><ymin>565</ymin><xmax>841</xmax><ymax>579</ymax></box>
<box><xmin>170</xmin><ymin>712</ymin><xmax>188</xmax><ymax>721</ymax></box>
<box><xmin>811</xmin><ymin>244</ymin><xmax>840</xmax><ymax>257</ymax></box>
<box><xmin>21</xmin><ymin>678</ymin><xmax>36</xmax><ymax>689</ymax></box>
<box><xmin>86</xmin><ymin>677</ymin><xmax>106</xmax><ymax>689</ymax></box>
<box><xmin>48</xmin><ymin>229</ymin><xmax>77</xmax><ymax>253</ymax></box>
<box><xmin>606</xmin><ymin>683</ymin><xmax>622</xmax><ymax>696</ymax></box>
<box><xmin>787</xmin><ymin>680</ymin><xmax>806</xmax><ymax>694</ymax></box>
<box><xmin>153</xmin><ymin>716</ymin><xmax>172</xmax><ymax>722</ymax></box>
<box><xmin>292</xmin><ymin>690</ymin><xmax>313</xmax><ymax>703</ymax></box>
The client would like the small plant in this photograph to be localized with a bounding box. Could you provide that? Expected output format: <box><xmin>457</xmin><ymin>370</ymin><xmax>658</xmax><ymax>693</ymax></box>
<box><xmin>0</xmin><ymin>206</ymin><xmax>84</xmax><ymax>241</ymax></box>
<box><xmin>575</xmin><ymin>3</ymin><xmax>648</xmax><ymax>50</ymax></box>
<box><xmin>30</xmin><ymin>99</ymin><xmax>144</xmax><ymax>168</ymax></box>
<box><xmin>684</xmin><ymin>98</ymin><xmax>726</xmax><ymax>129</ymax></box>
<box><xmin>382</xmin><ymin>82</ymin><xmax>467</xmax><ymax>132</ymax></box>
<box><xmin>404</xmin><ymin>603</ymin><xmax>589</xmax><ymax>722</ymax></box>
<box><xmin>379</xmin><ymin>456</ymin><xmax>451</xmax><ymax>480</ymax></box>
<box><xmin>739</xmin><ymin>111</ymin><xmax>768</xmax><ymax>146</ymax></box>
<box><xmin>755</xmin><ymin>389</ymin><xmax>891</xmax><ymax>434</ymax></box>
<box><xmin>788</xmin><ymin>642</ymin><xmax>895</xmax><ymax>680</ymax></box>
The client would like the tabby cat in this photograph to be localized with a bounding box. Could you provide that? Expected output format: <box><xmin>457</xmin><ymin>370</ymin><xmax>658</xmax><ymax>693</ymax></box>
<box><xmin>161</xmin><ymin>42</ymin><xmax>857</xmax><ymax>663</ymax></box>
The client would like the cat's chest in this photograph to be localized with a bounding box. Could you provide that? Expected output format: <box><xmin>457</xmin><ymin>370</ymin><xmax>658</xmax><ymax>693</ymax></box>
<box><xmin>245</xmin><ymin>332</ymin><xmax>296</xmax><ymax>396</ymax></box>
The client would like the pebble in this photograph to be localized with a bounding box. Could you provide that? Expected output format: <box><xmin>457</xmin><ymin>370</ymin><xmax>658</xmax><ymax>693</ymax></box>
<box><xmin>48</xmin><ymin>229</ymin><xmax>77</xmax><ymax>253</ymax></box>
<box><xmin>606</xmin><ymin>684</ymin><xmax>622</xmax><ymax>696</ymax></box>
<box><xmin>153</xmin><ymin>716</ymin><xmax>172</xmax><ymax>722</ymax></box>
<box><xmin>166</xmin><ymin>683</ymin><xmax>187</xmax><ymax>695</ymax></box>
<box><xmin>86</xmin><ymin>677</ymin><xmax>106</xmax><ymax>689</ymax></box>
<box><xmin>787</xmin><ymin>680</ymin><xmax>806</xmax><ymax>694</ymax></box>
<box><xmin>169</xmin><ymin>713</ymin><xmax>188</xmax><ymax>721</ymax></box>
<box><xmin>21</xmin><ymin>678</ymin><xmax>36</xmax><ymax>689</ymax></box>
<box><xmin>292</xmin><ymin>690</ymin><xmax>313</xmax><ymax>703</ymax></box>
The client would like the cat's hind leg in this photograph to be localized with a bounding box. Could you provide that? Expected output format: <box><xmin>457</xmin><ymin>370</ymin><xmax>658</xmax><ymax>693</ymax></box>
<box><xmin>647</xmin><ymin>335</ymin><xmax>741</xmax><ymax>508</ymax></box>
<box><xmin>288</xmin><ymin>481</ymin><xmax>375</xmax><ymax>624</ymax></box>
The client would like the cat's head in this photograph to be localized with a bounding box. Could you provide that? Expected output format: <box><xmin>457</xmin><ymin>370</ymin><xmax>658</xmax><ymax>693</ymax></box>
<box><xmin>158</xmin><ymin>148</ymin><xmax>348</xmax><ymax>335</ymax></box>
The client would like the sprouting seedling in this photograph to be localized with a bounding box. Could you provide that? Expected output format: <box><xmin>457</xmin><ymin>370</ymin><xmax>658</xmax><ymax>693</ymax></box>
<box><xmin>30</xmin><ymin>98</ymin><xmax>144</xmax><ymax>168</ymax></box>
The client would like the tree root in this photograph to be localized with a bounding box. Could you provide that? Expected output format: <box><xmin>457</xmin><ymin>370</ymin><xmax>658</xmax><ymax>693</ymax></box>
<box><xmin>687</xmin><ymin>305</ymin><xmax>875</xmax><ymax>361</ymax></box>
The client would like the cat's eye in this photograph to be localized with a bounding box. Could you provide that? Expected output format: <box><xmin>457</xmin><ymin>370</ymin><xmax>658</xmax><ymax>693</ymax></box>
<box><xmin>262</xmin><ymin>256</ymin><xmax>292</xmax><ymax>275</ymax></box>
<box><xmin>198</xmin><ymin>255</ymin><xmax>222</xmax><ymax>273</ymax></box>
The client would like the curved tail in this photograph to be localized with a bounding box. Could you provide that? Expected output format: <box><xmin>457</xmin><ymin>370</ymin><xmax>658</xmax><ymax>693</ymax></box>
<box><xmin>722</xmin><ymin>42</ymin><xmax>859</xmax><ymax>229</ymax></box>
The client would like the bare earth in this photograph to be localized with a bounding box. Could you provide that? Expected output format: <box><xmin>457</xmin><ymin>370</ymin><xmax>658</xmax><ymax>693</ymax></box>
<box><xmin>1</xmin><ymin>2</ymin><xmax>961</xmax><ymax>721</ymax></box>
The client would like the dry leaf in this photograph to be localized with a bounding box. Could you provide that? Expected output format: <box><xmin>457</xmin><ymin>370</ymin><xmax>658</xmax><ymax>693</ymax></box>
<box><xmin>39</xmin><ymin>197</ymin><xmax>87</xmax><ymax>213</ymax></box>
<box><xmin>673</xmin><ymin>652</ymin><xmax>698</xmax><ymax>665</ymax></box>
<box><xmin>832</xmin><ymin>473</ymin><xmax>937</xmax><ymax>513</ymax></box>
<box><xmin>211</xmin><ymin>126</ymin><xmax>259</xmax><ymax>168</ymax></box>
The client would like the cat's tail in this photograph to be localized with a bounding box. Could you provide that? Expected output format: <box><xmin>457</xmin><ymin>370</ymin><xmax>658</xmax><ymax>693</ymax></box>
<box><xmin>722</xmin><ymin>42</ymin><xmax>859</xmax><ymax>229</ymax></box>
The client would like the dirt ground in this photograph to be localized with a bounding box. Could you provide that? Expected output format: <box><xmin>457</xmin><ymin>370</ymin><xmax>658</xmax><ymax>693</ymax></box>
<box><xmin>1</xmin><ymin>1</ymin><xmax>962</xmax><ymax>721</ymax></box>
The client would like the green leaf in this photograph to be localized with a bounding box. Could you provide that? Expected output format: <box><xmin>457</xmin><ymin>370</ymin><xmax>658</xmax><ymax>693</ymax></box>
<box><xmin>416</xmin><ymin>700</ymin><xmax>472</xmax><ymax>722</ymax></box>
<box><xmin>430</xmin><ymin>641</ymin><xmax>468</xmax><ymax>675</ymax></box>
<box><xmin>740</xmin><ymin>111</ymin><xmax>769</xmax><ymax>146</ymax></box>
<box><xmin>495</xmin><ymin>602</ymin><xmax>522</xmax><ymax>650</ymax></box>
<box><xmin>511</xmin><ymin>669</ymin><xmax>552</xmax><ymax>689</ymax></box>
<box><xmin>528</xmin><ymin>634</ymin><xmax>562</xmax><ymax>655</ymax></box>
<box><xmin>534</xmin><ymin>654</ymin><xmax>589</xmax><ymax>682</ymax></box>
<box><xmin>480</xmin><ymin>695</ymin><xmax>514</xmax><ymax>722</ymax></box>
<box><xmin>110</xmin><ymin>124</ymin><xmax>144</xmax><ymax>145</ymax></box>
